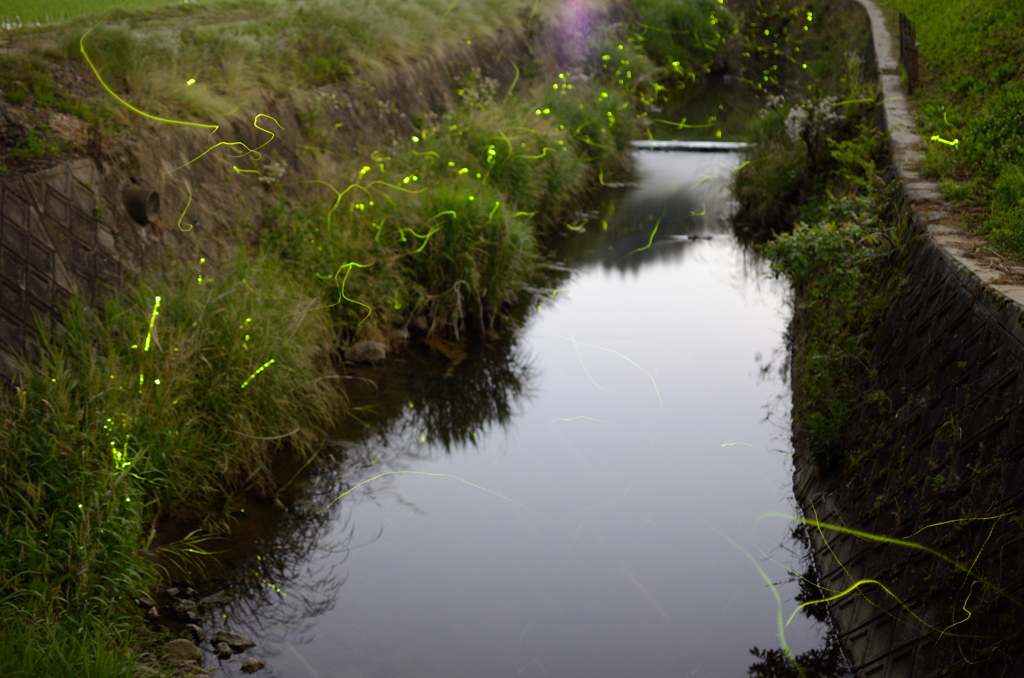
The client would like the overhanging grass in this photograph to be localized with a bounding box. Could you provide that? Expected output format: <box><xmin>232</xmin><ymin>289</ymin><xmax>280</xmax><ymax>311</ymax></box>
<box><xmin>869</xmin><ymin>0</ymin><xmax>1024</xmax><ymax>259</ymax></box>
<box><xmin>0</xmin><ymin>247</ymin><xmax>343</xmax><ymax>674</ymax></box>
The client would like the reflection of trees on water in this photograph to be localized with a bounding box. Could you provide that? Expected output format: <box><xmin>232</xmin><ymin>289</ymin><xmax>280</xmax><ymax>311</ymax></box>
<box><xmin>335</xmin><ymin>330</ymin><xmax>537</xmax><ymax>456</ymax></box>
<box><xmin>189</xmin><ymin>327</ymin><xmax>537</xmax><ymax>648</ymax></box>
<box><xmin>745</xmin><ymin>524</ymin><xmax>854</xmax><ymax>678</ymax></box>
<box><xmin>192</xmin><ymin>476</ymin><xmax>373</xmax><ymax>645</ymax></box>
<box><xmin>542</xmin><ymin>159</ymin><xmax>776</xmax><ymax>286</ymax></box>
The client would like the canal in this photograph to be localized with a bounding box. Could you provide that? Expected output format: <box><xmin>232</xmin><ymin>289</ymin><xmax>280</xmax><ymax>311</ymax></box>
<box><xmin>185</xmin><ymin>148</ymin><xmax>844</xmax><ymax>677</ymax></box>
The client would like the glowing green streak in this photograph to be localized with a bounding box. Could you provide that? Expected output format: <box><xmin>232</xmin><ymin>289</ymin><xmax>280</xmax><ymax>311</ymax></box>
<box><xmin>690</xmin><ymin>175</ymin><xmax>716</xmax><ymax>190</ymax></box>
<box><xmin>177</xmin><ymin>181</ymin><xmax>195</xmax><ymax>232</ymax></box>
<box><xmin>496</xmin><ymin>129</ymin><xmax>515</xmax><ymax>160</ymax></box>
<box><xmin>830</xmin><ymin>98</ymin><xmax>876</xmax><ymax>106</ymax></box>
<box><xmin>628</xmin><ymin>215</ymin><xmax>662</xmax><ymax>256</ymax></box>
<box><xmin>760</xmin><ymin>511</ymin><xmax>1021</xmax><ymax>612</ymax></box>
<box><xmin>240</xmin><ymin>358</ymin><xmax>275</xmax><ymax>389</ymax></box>
<box><xmin>368</xmin><ymin>180</ymin><xmax>426</xmax><ymax>195</ymax></box>
<box><xmin>505</xmin><ymin>59</ymin><xmax>520</xmax><ymax>98</ymax></box>
<box><xmin>569</xmin><ymin>333</ymin><xmax>619</xmax><ymax>395</ymax></box>
<box><xmin>653</xmin><ymin>117</ymin><xmax>714</xmax><ymax>129</ymax></box>
<box><xmin>143</xmin><ymin>296</ymin><xmax>161</xmax><ymax>352</ymax></box>
<box><xmin>306</xmin><ymin>180</ymin><xmax>373</xmax><ymax>230</ymax></box>
<box><xmin>784</xmin><ymin>578</ymin><xmax>947</xmax><ymax>638</ymax></box>
<box><xmin>80</xmin><ymin>26</ymin><xmax>217</xmax><ymax>136</ymax></box>
<box><xmin>566</xmin><ymin>218</ymin><xmax>589</xmax><ymax>231</ymax></box>
<box><xmin>488</xmin><ymin>201</ymin><xmax>501</xmax><ymax>221</ymax></box>
<box><xmin>233</xmin><ymin>166</ymin><xmax>261</xmax><ymax>175</ymax></box>
<box><xmin>516</xmin><ymin>147</ymin><xmax>555</xmax><ymax>160</ymax></box>
<box><xmin>554</xmin><ymin>334</ymin><xmax>662</xmax><ymax>409</ymax></box>
<box><xmin>441</xmin><ymin>0</ymin><xmax>458</xmax><ymax>19</ymax></box>
<box><xmin>902</xmin><ymin>513</ymin><xmax>1010</xmax><ymax>540</ymax></box>
<box><xmin>712</xmin><ymin>527</ymin><xmax>806</xmax><ymax>678</ymax></box>
<box><xmin>721</xmin><ymin>440</ymin><xmax>760</xmax><ymax>448</ymax></box>
<box><xmin>316</xmin><ymin>262</ymin><xmax>374</xmax><ymax>324</ymax></box>
<box><xmin>168</xmin><ymin>114</ymin><xmax>283</xmax><ymax>172</ymax></box>
<box><xmin>930</xmin><ymin>135</ymin><xmax>959</xmax><ymax>147</ymax></box>
<box><xmin>400</xmin><ymin>226</ymin><xmax>442</xmax><ymax>253</ymax></box>
<box><xmin>321</xmin><ymin>470</ymin><xmax>543</xmax><ymax>517</ymax></box>
<box><xmin>552</xmin><ymin>416</ymin><xmax>605</xmax><ymax>423</ymax></box>
<box><xmin>513</xmin><ymin>211</ymin><xmax>537</xmax><ymax>218</ymax></box>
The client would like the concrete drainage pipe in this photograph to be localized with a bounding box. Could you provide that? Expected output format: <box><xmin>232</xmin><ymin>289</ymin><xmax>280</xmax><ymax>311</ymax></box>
<box><xmin>123</xmin><ymin>186</ymin><xmax>160</xmax><ymax>224</ymax></box>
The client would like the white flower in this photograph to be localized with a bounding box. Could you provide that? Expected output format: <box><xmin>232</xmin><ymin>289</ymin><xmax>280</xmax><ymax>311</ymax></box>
<box><xmin>785</xmin><ymin>107</ymin><xmax>808</xmax><ymax>141</ymax></box>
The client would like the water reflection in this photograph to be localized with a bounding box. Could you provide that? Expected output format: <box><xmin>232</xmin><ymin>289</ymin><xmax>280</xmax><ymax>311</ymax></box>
<box><xmin>182</xmin><ymin>149</ymin><xmax>848</xmax><ymax>678</ymax></box>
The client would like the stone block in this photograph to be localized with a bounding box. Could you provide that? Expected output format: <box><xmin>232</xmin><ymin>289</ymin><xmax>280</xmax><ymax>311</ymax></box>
<box><xmin>884</xmin><ymin>645</ymin><xmax>917</xmax><ymax>678</ymax></box>
<box><xmin>0</xmin><ymin>282</ymin><xmax>23</xmax><ymax>318</ymax></box>
<box><xmin>2</xmin><ymin>220</ymin><xmax>27</xmax><ymax>258</ymax></box>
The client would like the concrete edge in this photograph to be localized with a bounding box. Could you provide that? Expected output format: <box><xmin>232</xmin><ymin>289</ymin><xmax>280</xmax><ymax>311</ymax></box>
<box><xmin>854</xmin><ymin>0</ymin><xmax>1024</xmax><ymax>336</ymax></box>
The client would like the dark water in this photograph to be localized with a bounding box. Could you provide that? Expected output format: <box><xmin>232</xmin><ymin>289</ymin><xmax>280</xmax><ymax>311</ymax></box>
<box><xmin>189</xmin><ymin>150</ymin><xmax>844</xmax><ymax>677</ymax></box>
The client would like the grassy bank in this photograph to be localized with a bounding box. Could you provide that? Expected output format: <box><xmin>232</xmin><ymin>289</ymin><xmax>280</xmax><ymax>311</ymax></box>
<box><xmin>0</xmin><ymin>0</ymin><xmax>739</xmax><ymax>674</ymax></box>
<box><xmin>726</xmin><ymin>0</ymin><xmax>894</xmax><ymax>470</ymax></box>
<box><xmin>867</xmin><ymin>0</ymin><xmax>1024</xmax><ymax>260</ymax></box>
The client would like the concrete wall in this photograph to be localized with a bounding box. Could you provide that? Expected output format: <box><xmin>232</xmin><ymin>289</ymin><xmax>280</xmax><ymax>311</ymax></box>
<box><xmin>792</xmin><ymin>2</ymin><xmax>1024</xmax><ymax>676</ymax></box>
<box><xmin>0</xmin><ymin>159</ymin><xmax>153</xmax><ymax>379</ymax></box>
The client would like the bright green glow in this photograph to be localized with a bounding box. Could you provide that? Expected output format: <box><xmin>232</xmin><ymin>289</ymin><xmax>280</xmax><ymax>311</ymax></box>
<box><xmin>552</xmin><ymin>416</ymin><xmax>605</xmax><ymax>423</ymax></box>
<box><xmin>322</xmin><ymin>470</ymin><xmax>542</xmax><ymax>517</ymax></box>
<box><xmin>930</xmin><ymin>135</ymin><xmax>959</xmax><ymax>147</ymax></box>
<box><xmin>517</xmin><ymin>147</ymin><xmax>555</xmax><ymax>160</ymax></box>
<box><xmin>760</xmin><ymin>510</ymin><xmax>1023</xmax><ymax>628</ymax></box>
<box><xmin>505</xmin><ymin>58</ymin><xmax>520</xmax><ymax>97</ymax></box>
<box><xmin>80</xmin><ymin>26</ymin><xmax>218</xmax><ymax>136</ymax></box>
<box><xmin>143</xmin><ymin>296</ymin><xmax>161</xmax><ymax>352</ymax></box>
<box><xmin>240</xmin><ymin>358</ymin><xmax>276</xmax><ymax>389</ymax></box>
<box><xmin>306</xmin><ymin>179</ymin><xmax>373</xmax><ymax>230</ymax></box>
<box><xmin>400</xmin><ymin>225</ymin><xmax>443</xmax><ymax>253</ymax></box>
<box><xmin>712</xmin><ymin>526</ymin><xmax>806</xmax><ymax>678</ymax></box>
<box><xmin>316</xmin><ymin>261</ymin><xmax>374</xmax><ymax>324</ymax></box>
<box><xmin>720</xmin><ymin>440</ymin><xmax>760</xmax><ymax>448</ymax></box>
<box><xmin>653</xmin><ymin>116</ymin><xmax>714</xmax><ymax>129</ymax></box>
<box><xmin>628</xmin><ymin>215</ymin><xmax>662</xmax><ymax>256</ymax></box>
<box><xmin>554</xmin><ymin>333</ymin><xmax>663</xmax><ymax>409</ymax></box>
<box><xmin>177</xmin><ymin>181</ymin><xmax>195</xmax><ymax>232</ymax></box>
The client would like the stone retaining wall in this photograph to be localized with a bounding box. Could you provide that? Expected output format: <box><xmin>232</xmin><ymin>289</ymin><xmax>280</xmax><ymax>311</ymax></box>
<box><xmin>792</xmin><ymin>2</ymin><xmax>1024</xmax><ymax>677</ymax></box>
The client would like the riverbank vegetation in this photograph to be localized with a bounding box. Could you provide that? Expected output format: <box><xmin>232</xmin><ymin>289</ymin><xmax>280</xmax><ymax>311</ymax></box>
<box><xmin>761</xmin><ymin>119</ymin><xmax>897</xmax><ymax>469</ymax></box>
<box><xmin>728</xmin><ymin>0</ymin><xmax>898</xmax><ymax>470</ymax></box>
<box><xmin>0</xmin><ymin>0</ymin><xmax>741</xmax><ymax>674</ymax></box>
<box><xmin>867</xmin><ymin>0</ymin><xmax>1024</xmax><ymax>261</ymax></box>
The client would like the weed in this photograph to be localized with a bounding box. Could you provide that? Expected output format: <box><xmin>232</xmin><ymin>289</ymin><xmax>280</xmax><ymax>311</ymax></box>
<box><xmin>938</xmin><ymin>178</ymin><xmax>979</xmax><ymax>204</ymax></box>
<box><xmin>870</xmin><ymin>0</ymin><xmax>1024</xmax><ymax>255</ymax></box>
<box><xmin>762</xmin><ymin>123</ymin><xmax>894</xmax><ymax>469</ymax></box>
<box><xmin>11</xmin><ymin>128</ymin><xmax>65</xmax><ymax>160</ymax></box>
